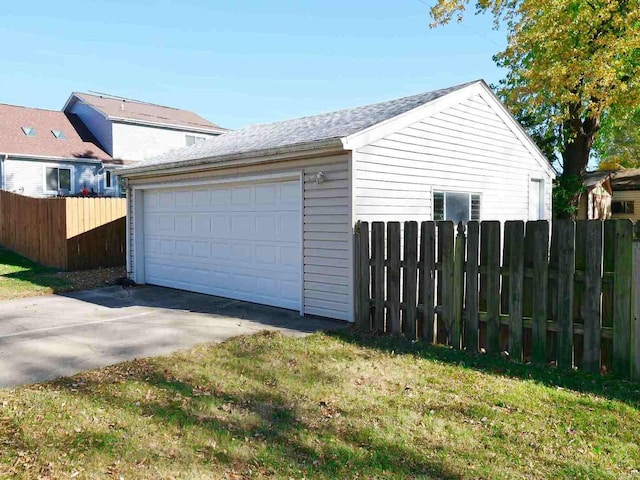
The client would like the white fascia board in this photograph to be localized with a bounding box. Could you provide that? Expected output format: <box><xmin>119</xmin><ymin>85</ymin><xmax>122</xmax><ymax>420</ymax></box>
<box><xmin>3</xmin><ymin>152</ymin><xmax>103</xmax><ymax>164</ymax></box>
<box><xmin>118</xmin><ymin>139</ymin><xmax>344</xmax><ymax>178</ymax></box>
<box><xmin>475</xmin><ymin>83</ymin><xmax>557</xmax><ymax>178</ymax></box>
<box><xmin>341</xmin><ymin>82</ymin><xmax>486</xmax><ymax>151</ymax></box>
<box><xmin>110</xmin><ymin>118</ymin><xmax>228</xmax><ymax>135</ymax></box>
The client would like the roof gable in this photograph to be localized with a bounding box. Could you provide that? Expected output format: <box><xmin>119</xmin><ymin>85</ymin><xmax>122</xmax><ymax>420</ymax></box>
<box><xmin>64</xmin><ymin>93</ymin><xmax>226</xmax><ymax>133</ymax></box>
<box><xmin>0</xmin><ymin>104</ymin><xmax>111</xmax><ymax>161</ymax></box>
<box><xmin>121</xmin><ymin>81</ymin><xmax>478</xmax><ymax>174</ymax></box>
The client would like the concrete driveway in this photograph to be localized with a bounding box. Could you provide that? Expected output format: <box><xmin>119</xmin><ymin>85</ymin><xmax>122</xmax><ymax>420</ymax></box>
<box><xmin>0</xmin><ymin>285</ymin><xmax>346</xmax><ymax>388</ymax></box>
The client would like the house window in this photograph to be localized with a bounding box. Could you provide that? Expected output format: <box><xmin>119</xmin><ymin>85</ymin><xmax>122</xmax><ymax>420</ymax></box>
<box><xmin>46</xmin><ymin>167</ymin><xmax>71</xmax><ymax>192</ymax></box>
<box><xmin>434</xmin><ymin>191</ymin><xmax>481</xmax><ymax>223</ymax></box>
<box><xmin>612</xmin><ymin>200</ymin><xmax>634</xmax><ymax>214</ymax></box>
<box><xmin>105</xmin><ymin>170</ymin><xmax>113</xmax><ymax>188</ymax></box>
<box><xmin>185</xmin><ymin>135</ymin><xmax>206</xmax><ymax>146</ymax></box>
<box><xmin>21</xmin><ymin>126</ymin><xmax>36</xmax><ymax>136</ymax></box>
<box><xmin>51</xmin><ymin>130</ymin><xmax>66</xmax><ymax>139</ymax></box>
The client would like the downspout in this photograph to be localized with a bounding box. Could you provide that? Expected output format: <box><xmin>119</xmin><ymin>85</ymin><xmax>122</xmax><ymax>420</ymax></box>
<box><xmin>1</xmin><ymin>154</ymin><xmax>7</xmax><ymax>191</ymax></box>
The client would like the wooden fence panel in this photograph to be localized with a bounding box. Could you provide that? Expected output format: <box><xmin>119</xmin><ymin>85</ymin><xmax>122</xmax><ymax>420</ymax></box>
<box><xmin>464</xmin><ymin>221</ymin><xmax>480</xmax><ymax>353</ymax></box>
<box><xmin>419</xmin><ymin>222</ymin><xmax>436</xmax><ymax>343</ymax></box>
<box><xmin>355</xmin><ymin>221</ymin><xmax>371</xmax><ymax>330</ymax></box>
<box><xmin>612</xmin><ymin>220</ymin><xmax>633</xmax><ymax>378</ymax></box>
<box><xmin>0</xmin><ymin>191</ymin><xmax>126</xmax><ymax>270</ymax></box>
<box><xmin>355</xmin><ymin>219</ymin><xmax>636</xmax><ymax>379</ymax></box>
<box><xmin>482</xmin><ymin>221</ymin><xmax>501</xmax><ymax>353</ymax></box>
<box><xmin>386</xmin><ymin>222</ymin><xmax>401</xmax><ymax>335</ymax></box>
<box><xmin>403</xmin><ymin>221</ymin><xmax>418</xmax><ymax>339</ymax></box>
<box><xmin>582</xmin><ymin>221</ymin><xmax>603</xmax><ymax>373</ymax></box>
<box><xmin>529</xmin><ymin>221</ymin><xmax>549</xmax><ymax>366</ymax></box>
<box><xmin>438</xmin><ymin>222</ymin><xmax>455</xmax><ymax>344</ymax></box>
<box><xmin>507</xmin><ymin>221</ymin><xmax>525</xmax><ymax>361</ymax></box>
<box><xmin>371</xmin><ymin>222</ymin><xmax>385</xmax><ymax>332</ymax></box>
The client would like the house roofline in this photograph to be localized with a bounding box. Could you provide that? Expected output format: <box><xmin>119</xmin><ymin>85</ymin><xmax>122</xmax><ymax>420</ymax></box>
<box><xmin>118</xmin><ymin>138</ymin><xmax>345</xmax><ymax>177</ymax></box>
<box><xmin>1</xmin><ymin>152</ymin><xmax>105</xmax><ymax>164</ymax></box>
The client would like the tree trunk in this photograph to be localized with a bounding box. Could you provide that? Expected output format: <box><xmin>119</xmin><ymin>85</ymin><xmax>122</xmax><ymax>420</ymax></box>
<box><xmin>557</xmin><ymin>116</ymin><xmax>599</xmax><ymax>219</ymax></box>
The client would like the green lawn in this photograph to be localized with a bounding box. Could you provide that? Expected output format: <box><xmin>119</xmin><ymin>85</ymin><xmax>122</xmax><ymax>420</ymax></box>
<box><xmin>0</xmin><ymin>247</ymin><xmax>71</xmax><ymax>300</ymax></box>
<box><xmin>1</xmin><ymin>331</ymin><xmax>638</xmax><ymax>479</ymax></box>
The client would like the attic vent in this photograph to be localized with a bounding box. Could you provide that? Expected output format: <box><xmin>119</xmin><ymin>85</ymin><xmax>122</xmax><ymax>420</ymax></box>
<box><xmin>21</xmin><ymin>126</ymin><xmax>36</xmax><ymax>136</ymax></box>
<box><xmin>51</xmin><ymin>130</ymin><xmax>66</xmax><ymax>139</ymax></box>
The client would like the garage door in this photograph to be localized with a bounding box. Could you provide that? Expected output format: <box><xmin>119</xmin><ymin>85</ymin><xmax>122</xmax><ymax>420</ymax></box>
<box><xmin>141</xmin><ymin>179</ymin><xmax>302</xmax><ymax>310</ymax></box>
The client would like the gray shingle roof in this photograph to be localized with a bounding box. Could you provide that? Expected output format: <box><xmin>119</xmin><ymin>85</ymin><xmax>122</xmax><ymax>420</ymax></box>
<box><xmin>120</xmin><ymin>81</ymin><xmax>479</xmax><ymax>174</ymax></box>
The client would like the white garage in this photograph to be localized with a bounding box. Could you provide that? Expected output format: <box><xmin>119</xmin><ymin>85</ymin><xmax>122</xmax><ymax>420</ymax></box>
<box><xmin>140</xmin><ymin>177</ymin><xmax>302</xmax><ymax>311</ymax></box>
<box><xmin>120</xmin><ymin>80</ymin><xmax>555</xmax><ymax>322</ymax></box>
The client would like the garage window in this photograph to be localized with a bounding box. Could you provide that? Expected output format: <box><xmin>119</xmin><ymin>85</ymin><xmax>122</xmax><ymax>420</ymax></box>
<box><xmin>434</xmin><ymin>191</ymin><xmax>481</xmax><ymax>223</ymax></box>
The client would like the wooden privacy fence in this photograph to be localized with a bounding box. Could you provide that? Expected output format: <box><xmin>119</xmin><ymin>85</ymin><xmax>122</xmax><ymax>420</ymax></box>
<box><xmin>0</xmin><ymin>191</ymin><xmax>127</xmax><ymax>270</ymax></box>
<box><xmin>355</xmin><ymin>219</ymin><xmax>640</xmax><ymax>379</ymax></box>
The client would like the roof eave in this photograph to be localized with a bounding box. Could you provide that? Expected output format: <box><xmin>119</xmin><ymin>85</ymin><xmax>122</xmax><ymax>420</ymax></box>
<box><xmin>2</xmin><ymin>152</ymin><xmax>106</xmax><ymax>163</ymax></box>
<box><xmin>118</xmin><ymin>138</ymin><xmax>345</xmax><ymax>177</ymax></box>
<box><xmin>109</xmin><ymin>117</ymin><xmax>228</xmax><ymax>134</ymax></box>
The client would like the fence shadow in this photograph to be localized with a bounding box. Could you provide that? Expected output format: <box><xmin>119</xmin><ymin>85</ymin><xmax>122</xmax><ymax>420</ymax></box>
<box><xmin>332</xmin><ymin>330</ymin><xmax>640</xmax><ymax>411</ymax></box>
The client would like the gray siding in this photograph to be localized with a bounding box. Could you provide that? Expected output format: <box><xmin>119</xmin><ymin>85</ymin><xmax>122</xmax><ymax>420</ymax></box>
<box><xmin>112</xmin><ymin>122</ymin><xmax>219</xmax><ymax>161</ymax></box>
<box><xmin>4</xmin><ymin>158</ymin><xmax>100</xmax><ymax>197</ymax></box>
<box><xmin>354</xmin><ymin>94</ymin><xmax>554</xmax><ymax>223</ymax></box>
<box><xmin>68</xmin><ymin>101</ymin><xmax>113</xmax><ymax>155</ymax></box>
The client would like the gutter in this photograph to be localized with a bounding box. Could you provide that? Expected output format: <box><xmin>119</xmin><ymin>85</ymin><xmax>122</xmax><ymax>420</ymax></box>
<box><xmin>118</xmin><ymin>138</ymin><xmax>345</xmax><ymax>177</ymax></box>
<box><xmin>2</xmin><ymin>152</ymin><xmax>104</xmax><ymax>164</ymax></box>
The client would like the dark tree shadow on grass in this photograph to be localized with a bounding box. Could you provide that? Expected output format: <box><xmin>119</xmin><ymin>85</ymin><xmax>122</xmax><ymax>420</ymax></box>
<box><xmin>331</xmin><ymin>330</ymin><xmax>640</xmax><ymax>411</ymax></box>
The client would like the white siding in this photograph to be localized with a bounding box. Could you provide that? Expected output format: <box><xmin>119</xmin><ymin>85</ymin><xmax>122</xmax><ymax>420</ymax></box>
<box><xmin>4</xmin><ymin>158</ymin><xmax>99</xmax><ymax>197</ymax></box>
<box><xmin>68</xmin><ymin>101</ymin><xmax>113</xmax><ymax>155</ymax></box>
<box><xmin>127</xmin><ymin>153</ymin><xmax>352</xmax><ymax>321</ymax></box>
<box><xmin>611</xmin><ymin>190</ymin><xmax>640</xmax><ymax>222</ymax></box>
<box><xmin>112</xmin><ymin>123</ymin><xmax>219</xmax><ymax>161</ymax></box>
<box><xmin>354</xmin><ymin>94</ymin><xmax>553</xmax><ymax>223</ymax></box>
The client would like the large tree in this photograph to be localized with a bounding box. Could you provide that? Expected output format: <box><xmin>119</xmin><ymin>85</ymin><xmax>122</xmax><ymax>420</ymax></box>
<box><xmin>430</xmin><ymin>0</ymin><xmax>640</xmax><ymax>217</ymax></box>
<box><xmin>595</xmin><ymin>107</ymin><xmax>640</xmax><ymax>170</ymax></box>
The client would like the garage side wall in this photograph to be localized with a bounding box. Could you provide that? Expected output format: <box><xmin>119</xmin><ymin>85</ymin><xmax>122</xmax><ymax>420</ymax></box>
<box><xmin>126</xmin><ymin>152</ymin><xmax>353</xmax><ymax>322</ymax></box>
<box><xmin>354</xmin><ymin>93</ymin><xmax>554</xmax><ymax>223</ymax></box>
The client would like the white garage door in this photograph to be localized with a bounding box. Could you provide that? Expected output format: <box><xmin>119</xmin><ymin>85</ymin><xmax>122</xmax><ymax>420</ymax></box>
<box><xmin>141</xmin><ymin>179</ymin><xmax>302</xmax><ymax>310</ymax></box>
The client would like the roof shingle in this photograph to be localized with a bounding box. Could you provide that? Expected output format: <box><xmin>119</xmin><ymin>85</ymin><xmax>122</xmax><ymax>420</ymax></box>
<box><xmin>73</xmin><ymin>93</ymin><xmax>224</xmax><ymax>132</ymax></box>
<box><xmin>0</xmin><ymin>104</ymin><xmax>111</xmax><ymax>161</ymax></box>
<box><xmin>121</xmin><ymin>81</ymin><xmax>477</xmax><ymax>174</ymax></box>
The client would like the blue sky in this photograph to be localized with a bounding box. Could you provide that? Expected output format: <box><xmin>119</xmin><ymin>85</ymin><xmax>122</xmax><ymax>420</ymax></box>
<box><xmin>0</xmin><ymin>0</ymin><xmax>506</xmax><ymax>129</ymax></box>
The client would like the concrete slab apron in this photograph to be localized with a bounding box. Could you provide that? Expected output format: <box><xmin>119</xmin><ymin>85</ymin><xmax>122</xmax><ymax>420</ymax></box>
<box><xmin>0</xmin><ymin>285</ymin><xmax>345</xmax><ymax>388</ymax></box>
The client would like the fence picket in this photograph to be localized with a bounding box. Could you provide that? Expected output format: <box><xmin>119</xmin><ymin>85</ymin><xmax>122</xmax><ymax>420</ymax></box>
<box><xmin>371</xmin><ymin>222</ymin><xmax>385</xmax><ymax>332</ymax></box>
<box><xmin>387</xmin><ymin>222</ymin><xmax>401</xmax><ymax>335</ymax></box>
<box><xmin>508</xmin><ymin>221</ymin><xmax>525</xmax><ymax>361</ymax></box>
<box><xmin>419</xmin><ymin>222</ymin><xmax>436</xmax><ymax>343</ymax></box>
<box><xmin>451</xmin><ymin>222</ymin><xmax>465</xmax><ymax>349</ymax></box>
<box><xmin>355</xmin><ymin>221</ymin><xmax>371</xmax><ymax>331</ymax></box>
<box><xmin>438</xmin><ymin>222</ymin><xmax>455</xmax><ymax>345</ymax></box>
<box><xmin>482</xmin><ymin>221</ymin><xmax>501</xmax><ymax>353</ymax></box>
<box><xmin>465</xmin><ymin>221</ymin><xmax>480</xmax><ymax>353</ymax></box>
<box><xmin>555</xmin><ymin>220</ymin><xmax>576</xmax><ymax>370</ymax></box>
<box><xmin>583</xmin><ymin>221</ymin><xmax>603</xmax><ymax>373</ymax></box>
<box><xmin>403</xmin><ymin>221</ymin><xmax>418</xmax><ymax>339</ymax></box>
<box><xmin>529</xmin><ymin>221</ymin><xmax>549</xmax><ymax>366</ymax></box>
<box><xmin>612</xmin><ymin>220</ymin><xmax>633</xmax><ymax>378</ymax></box>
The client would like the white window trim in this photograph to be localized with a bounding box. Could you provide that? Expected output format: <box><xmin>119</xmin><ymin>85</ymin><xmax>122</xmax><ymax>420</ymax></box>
<box><xmin>528</xmin><ymin>177</ymin><xmax>545</xmax><ymax>220</ymax></box>
<box><xmin>43</xmin><ymin>163</ymin><xmax>75</xmax><ymax>195</ymax></box>
<box><xmin>433</xmin><ymin>190</ymin><xmax>482</xmax><ymax>222</ymax></box>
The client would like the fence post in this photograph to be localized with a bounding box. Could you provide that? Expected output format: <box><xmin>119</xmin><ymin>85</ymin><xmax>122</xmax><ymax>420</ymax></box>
<box><xmin>632</xmin><ymin>222</ymin><xmax>640</xmax><ymax>380</ymax></box>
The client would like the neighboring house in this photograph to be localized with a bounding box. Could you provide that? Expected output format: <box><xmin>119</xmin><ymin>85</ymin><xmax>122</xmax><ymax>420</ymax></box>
<box><xmin>610</xmin><ymin>168</ymin><xmax>640</xmax><ymax>222</ymax></box>
<box><xmin>0</xmin><ymin>104</ymin><xmax>117</xmax><ymax>197</ymax></box>
<box><xmin>62</xmin><ymin>92</ymin><xmax>227</xmax><ymax>162</ymax></box>
<box><xmin>578</xmin><ymin>171</ymin><xmax>613</xmax><ymax>220</ymax></box>
<box><xmin>579</xmin><ymin>168</ymin><xmax>640</xmax><ymax>222</ymax></box>
<box><xmin>118</xmin><ymin>79</ymin><xmax>555</xmax><ymax>322</ymax></box>
<box><xmin>0</xmin><ymin>94</ymin><xmax>226</xmax><ymax>198</ymax></box>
